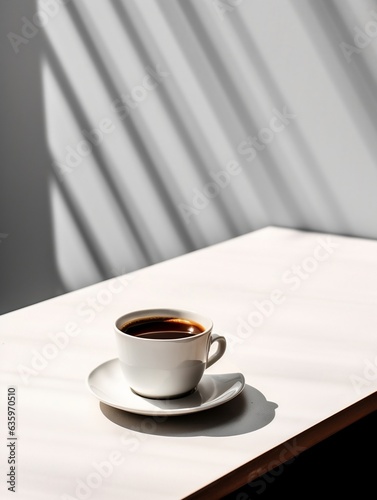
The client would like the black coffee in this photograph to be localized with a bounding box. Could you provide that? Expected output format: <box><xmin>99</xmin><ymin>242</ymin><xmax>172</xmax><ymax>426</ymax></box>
<box><xmin>121</xmin><ymin>317</ymin><xmax>205</xmax><ymax>339</ymax></box>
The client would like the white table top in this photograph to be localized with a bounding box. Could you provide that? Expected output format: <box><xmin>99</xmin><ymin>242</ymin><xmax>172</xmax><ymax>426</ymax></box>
<box><xmin>1</xmin><ymin>226</ymin><xmax>376</xmax><ymax>499</ymax></box>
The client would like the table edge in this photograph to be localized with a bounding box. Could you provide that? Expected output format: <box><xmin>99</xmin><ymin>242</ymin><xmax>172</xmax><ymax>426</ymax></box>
<box><xmin>183</xmin><ymin>392</ymin><xmax>377</xmax><ymax>499</ymax></box>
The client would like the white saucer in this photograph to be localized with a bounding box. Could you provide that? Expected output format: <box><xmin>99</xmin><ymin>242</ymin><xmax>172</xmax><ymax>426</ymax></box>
<box><xmin>87</xmin><ymin>359</ymin><xmax>245</xmax><ymax>416</ymax></box>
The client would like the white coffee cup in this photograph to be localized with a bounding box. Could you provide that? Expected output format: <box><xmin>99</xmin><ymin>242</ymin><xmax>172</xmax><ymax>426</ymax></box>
<box><xmin>114</xmin><ymin>308</ymin><xmax>227</xmax><ymax>399</ymax></box>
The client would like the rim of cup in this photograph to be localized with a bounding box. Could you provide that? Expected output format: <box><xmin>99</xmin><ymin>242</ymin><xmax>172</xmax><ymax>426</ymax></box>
<box><xmin>114</xmin><ymin>308</ymin><xmax>213</xmax><ymax>342</ymax></box>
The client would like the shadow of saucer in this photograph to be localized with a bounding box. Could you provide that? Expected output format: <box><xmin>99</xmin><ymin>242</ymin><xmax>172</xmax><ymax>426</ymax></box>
<box><xmin>100</xmin><ymin>384</ymin><xmax>278</xmax><ymax>437</ymax></box>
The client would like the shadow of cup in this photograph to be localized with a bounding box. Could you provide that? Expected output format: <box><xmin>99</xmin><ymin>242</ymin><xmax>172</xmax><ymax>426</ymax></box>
<box><xmin>100</xmin><ymin>384</ymin><xmax>278</xmax><ymax>437</ymax></box>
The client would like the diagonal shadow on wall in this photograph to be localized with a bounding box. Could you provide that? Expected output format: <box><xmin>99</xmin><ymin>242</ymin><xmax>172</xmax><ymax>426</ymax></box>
<box><xmin>109</xmin><ymin>0</ymin><xmax>251</xmax><ymax>237</ymax></box>
<box><xmin>177</xmin><ymin>0</ymin><xmax>309</xmax><ymax>228</ymax></box>
<box><xmin>230</xmin><ymin>9</ymin><xmax>352</xmax><ymax>234</ymax></box>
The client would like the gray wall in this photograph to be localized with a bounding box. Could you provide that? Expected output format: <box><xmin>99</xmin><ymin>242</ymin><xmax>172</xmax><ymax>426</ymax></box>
<box><xmin>0</xmin><ymin>0</ymin><xmax>65</xmax><ymax>314</ymax></box>
<box><xmin>1</xmin><ymin>0</ymin><xmax>377</xmax><ymax>314</ymax></box>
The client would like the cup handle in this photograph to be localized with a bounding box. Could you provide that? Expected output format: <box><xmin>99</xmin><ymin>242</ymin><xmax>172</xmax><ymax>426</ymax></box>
<box><xmin>206</xmin><ymin>334</ymin><xmax>227</xmax><ymax>368</ymax></box>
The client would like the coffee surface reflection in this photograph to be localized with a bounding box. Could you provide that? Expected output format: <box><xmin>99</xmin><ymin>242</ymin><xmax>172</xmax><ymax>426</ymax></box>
<box><xmin>120</xmin><ymin>317</ymin><xmax>205</xmax><ymax>340</ymax></box>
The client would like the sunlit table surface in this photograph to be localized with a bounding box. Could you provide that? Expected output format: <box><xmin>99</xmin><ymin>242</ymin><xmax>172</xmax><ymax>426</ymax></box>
<box><xmin>1</xmin><ymin>226</ymin><xmax>376</xmax><ymax>499</ymax></box>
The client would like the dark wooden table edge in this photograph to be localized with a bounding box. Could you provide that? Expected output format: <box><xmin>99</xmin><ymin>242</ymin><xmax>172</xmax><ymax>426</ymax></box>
<box><xmin>183</xmin><ymin>392</ymin><xmax>377</xmax><ymax>499</ymax></box>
